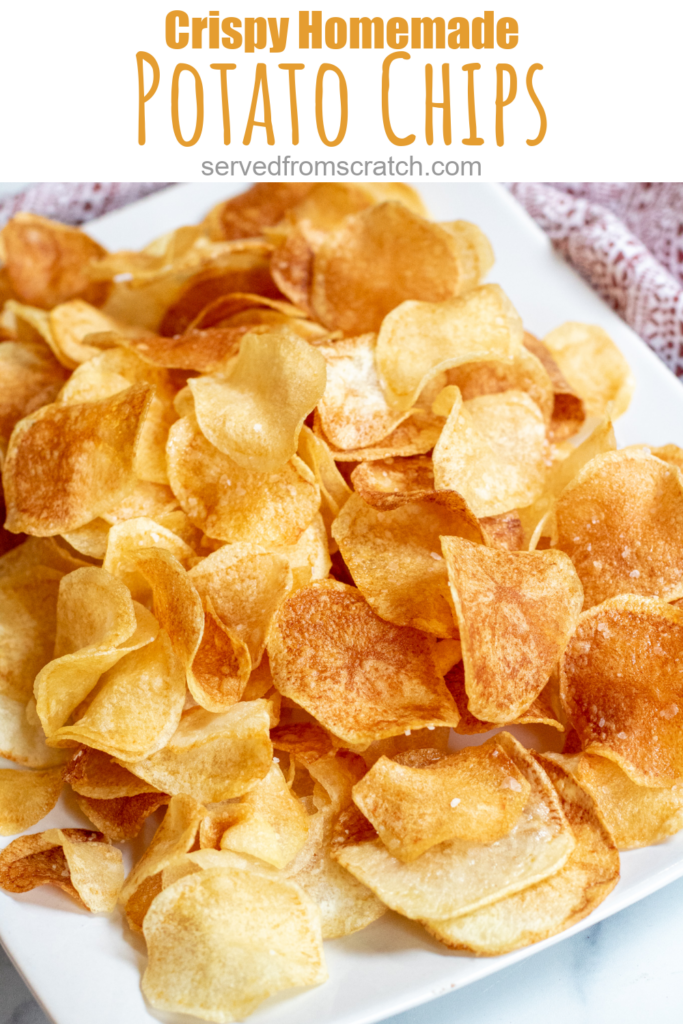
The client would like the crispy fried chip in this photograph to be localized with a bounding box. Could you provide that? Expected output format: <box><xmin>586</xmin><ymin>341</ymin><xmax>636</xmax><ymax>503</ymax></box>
<box><xmin>652</xmin><ymin>443</ymin><xmax>683</xmax><ymax>474</ymax></box>
<box><xmin>334</xmin><ymin>733</ymin><xmax>574</xmax><ymax>921</ymax></box>
<box><xmin>0</xmin><ymin>214</ymin><xmax>108</xmax><ymax>309</ymax></box>
<box><xmin>317</xmin><ymin>408</ymin><xmax>444</xmax><ymax>463</ymax></box>
<box><xmin>543</xmin><ymin>322</ymin><xmax>634</xmax><ymax>419</ymax></box>
<box><xmin>332</xmin><ymin>493</ymin><xmax>481</xmax><ymax>638</ymax></box>
<box><xmin>350</xmin><ymin>456</ymin><xmax>435</xmax><ymax>509</ymax></box>
<box><xmin>0</xmin><ymin>766</ymin><xmax>64</xmax><ymax>835</ymax></box>
<box><xmin>442</xmin><ymin>536</ymin><xmax>583</xmax><ymax>723</ymax></box>
<box><xmin>523</xmin><ymin>332</ymin><xmax>585</xmax><ymax>442</ymax></box>
<box><xmin>268</xmin><ymin>581</ymin><xmax>460</xmax><ymax>746</ymax></box>
<box><xmin>3</xmin><ymin>383</ymin><xmax>152</xmax><ymax>535</ymax></box>
<box><xmin>0</xmin><ymin>567</ymin><xmax>62</xmax><ymax>703</ymax></box>
<box><xmin>0</xmin><ymin>693</ymin><xmax>68</xmax><ymax>768</ymax></box>
<box><xmin>376</xmin><ymin>285</ymin><xmax>523</xmax><ymax>411</ymax></box>
<box><xmin>102</xmin><ymin>517</ymin><xmax>195</xmax><ymax>601</ymax></box>
<box><xmin>311</xmin><ymin>203</ymin><xmax>491</xmax><ymax>335</ymax></box>
<box><xmin>189</xmin><ymin>598</ymin><xmax>251</xmax><ymax>713</ymax></box>
<box><xmin>167</xmin><ymin>413</ymin><xmax>320</xmax><ymax>545</ymax></box>
<box><xmin>204</xmin><ymin>183</ymin><xmax>317</xmax><ymax>241</ymax></box>
<box><xmin>0</xmin><ymin>828</ymin><xmax>123</xmax><ymax>912</ymax></box>
<box><xmin>445</xmin><ymin>345</ymin><xmax>555</xmax><ymax>425</ymax></box>
<box><xmin>120</xmin><ymin>793</ymin><xmax>206</xmax><ymax>930</ymax></box>
<box><xmin>560</xmin><ymin>595</ymin><xmax>683</xmax><ymax>787</ymax></box>
<box><xmin>445</xmin><ymin>662</ymin><xmax>565</xmax><ymax>734</ymax></box>
<box><xmin>63</xmin><ymin>745</ymin><xmax>159</xmax><ymax>798</ymax></box>
<box><xmin>75</xmin><ymin>792</ymin><xmax>169</xmax><ymax>842</ymax></box>
<box><xmin>270</xmin><ymin>225</ymin><xmax>316</xmax><ymax>314</ymax></box>
<box><xmin>352</xmin><ymin>739</ymin><xmax>529</xmax><ymax>862</ymax></box>
<box><xmin>115</xmin><ymin>325</ymin><xmax>243</xmax><ymax>373</ymax></box>
<box><xmin>316</xmin><ymin>334</ymin><xmax>411</xmax><ymax>450</ymax></box>
<box><xmin>141</xmin><ymin>866</ymin><xmax>327</xmax><ymax>1022</ymax></box>
<box><xmin>271</xmin><ymin>722</ymin><xmax>334</xmax><ymax>766</ymax></box>
<box><xmin>555</xmin><ymin>449</ymin><xmax>683</xmax><ymax>607</ymax></box>
<box><xmin>119</xmin><ymin>701</ymin><xmax>273</xmax><ymax>801</ymax></box>
<box><xmin>0</xmin><ymin>341</ymin><xmax>68</xmax><ymax>460</ymax></box>
<box><xmin>189</xmin><ymin>331</ymin><xmax>326</xmax><ymax>473</ymax></box>
<box><xmin>433</xmin><ymin>389</ymin><xmax>547</xmax><ymax>517</ymax></box>
<box><xmin>296</xmin><ymin>426</ymin><xmax>351</xmax><ymax>539</ymax></box>
<box><xmin>425</xmin><ymin>753</ymin><xmax>619</xmax><ymax>954</ymax></box>
<box><xmin>218</xmin><ymin>763</ymin><xmax>310</xmax><ymax>869</ymax></box>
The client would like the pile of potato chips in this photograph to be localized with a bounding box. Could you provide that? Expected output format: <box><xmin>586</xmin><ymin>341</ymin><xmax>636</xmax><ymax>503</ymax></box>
<box><xmin>1</xmin><ymin>181</ymin><xmax>682</xmax><ymax>1022</ymax></box>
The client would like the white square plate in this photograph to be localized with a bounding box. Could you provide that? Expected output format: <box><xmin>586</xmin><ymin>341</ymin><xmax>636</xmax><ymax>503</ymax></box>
<box><xmin>2</xmin><ymin>183</ymin><xmax>683</xmax><ymax>1024</ymax></box>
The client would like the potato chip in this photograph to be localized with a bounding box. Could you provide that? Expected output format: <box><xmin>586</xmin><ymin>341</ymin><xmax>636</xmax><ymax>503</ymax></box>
<box><xmin>142</xmin><ymin>866</ymin><xmax>326</xmax><ymax>1021</ymax></box>
<box><xmin>268</xmin><ymin>581</ymin><xmax>460</xmax><ymax>746</ymax></box>
<box><xmin>350</xmin><ymin>456</ymin><xmax>434</xmax><ymax>509</ymax></box>
<box><xmin>0</xmin><ymin>765</ymin><xmax>64</xmax><ymax>835</ymax></box>
<box><xmin>523</xmin><ymin>332</ymin><xmax>585</xmax><ymax>441</ymax></box>
<box><xmin>75</xmin><ymin>792</ymin><xmax>169</xmax><ymax>842</ymax></box>
<box><xmin>318</xmin><ymin>408</ymin><xmax>444</xmax><ymax>463</ymax></box>
<box><xmin>352</xmin><ymin>739</ymin><xmax>529</xmax><ymax>862</ymax></box>
<box><xmin>3</xmin><ymin>383</ymin><xmax>152</xmax><ymax>535</ymax></box>
<box><xmin>271</xmin><ymin>722</ymin><xmax>334</xmax><ymax>767</ymax></box>
<box><xmin>102</xmin><ymin>517</ymin><xmax>195</xmax><ymax>601</ymax></box>
<box><xmin>167</xmin><ymin>413</ymin><xmax>320</xmax><ymax>545</ymax></box>
<box><xmin>433</xmin><ymin>389</ymin><xmax>548</xmax><ymax>517</ymax></box>
<box><xmin>652</xmin><ymin>443</ymin><xmax>683</xmax><ymax>474</ymax></box>
<box><xmin>425</xmin><ymin>753</ymin><xmax>619</xmax><ymax>954</ymax></box>
<box><xmin>270</xmin><ymin>225</ymin><xmax>316</xmax><ymax>315</ymax></box>
<box><xmin>359</xmin><ymin>728</ymin><xmax>452</xmax><ymax>770</ymax></box>
<box><xmin>204</xmin><ymin>183</ymin><xmax>317</xmax><ymax>241</ymax></box>
<box><xmin>316</xmin><ymin>334</ymin><xmax>412</xmax><ymax>451</ymax></box>
<box><xmin>0</xmin><ymin>536</ymin><xmax>87</xmax><ymax>580</ymax></box>
<box><xmin>560</xmin><ymin>595</ymin><xmax>683</xmax><ymax>787</ymax></box>
<box><xmin>296</xmin><ymin>425</ymin><xmax>351</xmax><ymax>539</ymax></box>
<box><xmin>0</xmin><ymin>828</ymin><xmax>123</xmax><ymax>912</ymax></box>
<box><xmin>311</xmin><ymin>203</ymin><xmax>491</xmax><ymax>335</ymax></box>
<box><xmin>188</xmin><ymin>599</ymin><xmax>251</xmax><ymax>713</ymax></box>
<box><xmin>0</xmin><ymin>693</ymin><xmax>68</xmax><ymax>767</ymax></box>
<box><xmin>281</xmin><ymin>183</ymin><xmax>429</xmax><ymax>248</ymax></box>
<box><xmin>0</xmin><ymin>566</ymin><xmax>62</xmax><ymax>704</ymax></box>
<box><xmin>63</xmin><ymin>745</ymin><xmax>159</xmax><ymax>798</ymax></box>
<box><xmin>119</xmin><ymin>701</ymin><xmax>273</xmax><ymax>801</ymax></box>
<box><xmin>442</xmin><ymin>536</ymin><xmax>583</xmax><ymax>723</ymax></box>
<box><xmin>543</xmin><ymin>322</ymin><xmax>634</xmax><ymax>419</ymax></box>
<box><xmin>334</xmin><ymin>733</ymin><xmax>574</xmax><ymax>921</ymax></box>
<box><xmin>548</xmin><ymin>751</ymin><xmax>683</xmax><ymax>850</ymax></box>
<box><xmin>444</xmin><ymin>345</ymin><xmax>555</xmax><ymax>426</ymax></box>
<box><xmin>555</xmin><ymin>449</ymin><xmax>683</xmax><ymax>608</ymax></box>
<box><xmin>0</xmin><ymin>213</ymin><xmax>108</xmax><ymax>309</ymax></box>
<box><xmin>113</xmin><ymin>325</ymin><xmax>243</xmax><ymax>373</ymax></box>
<box><xmin>376</xmin><ymin>285</ymin><xmax>524</xmax><ymax>411</ymax></box>
<box><xmin>332</xmin><ymin>493</ymin><xmax>481</xmax><ymax>638</ymax></box>
<box><xmin>189</xmin><ymin>331</ymin><xmax>326</xmax><ymax>473</ymax></box>
<box><xmin>0</xmin><ymin>341</ymin><xmax>68</xmax><ymax>460</ymax></box>
<box><xmin>445</xmin><ymin>661</ymin><xmax>565</xmax><ymax>734</ymax></box>
<box><xmin>60</xmin><ymin>519</ymin><xmax>110</xmax><ymax>558</ymax></box>
<box><xmin>120</xmin><ymin>793</ymin><xmax>206</xmax><ymax>930</ymax></box>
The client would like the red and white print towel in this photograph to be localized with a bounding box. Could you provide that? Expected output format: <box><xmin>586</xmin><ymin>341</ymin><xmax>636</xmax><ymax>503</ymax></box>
<box><xmin>2</xmin><ymin>181</ymin><xmax>682</xmax><ymax>379</ymax></box>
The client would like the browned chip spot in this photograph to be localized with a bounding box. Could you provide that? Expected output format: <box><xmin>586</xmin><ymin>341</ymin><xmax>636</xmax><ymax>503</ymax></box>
<box><xmin>271</xmin><ymin>722</ymin><xmax>334</xmax><ymax>766</ymax></box>
<box><xmin>350</xmin><ymin>456</ymin><xmax>435</xmax><ymax>509</ymax></box>
<box><xmin>0</xmin><ymin>342</ymin><xmax>69</xmax><ymax>457</ymax></box>
<box><xmin>204</xmin><ymin>183</ymin><xmax>317</xmax><ymax>241</ymax></box>
<box><xmin>523</xmin><ymin>332</ymin><xmax>585</xmax><ymax>442</ymax></box>
<box><xmin>75</xmin><ymin>792</ymin><xmax>169</xmax><ymax>842</ymax></box>
<box><xmin>268</xmin><ymin>581</ymin><xmax>460</xmax><ymax>746</ymax></box>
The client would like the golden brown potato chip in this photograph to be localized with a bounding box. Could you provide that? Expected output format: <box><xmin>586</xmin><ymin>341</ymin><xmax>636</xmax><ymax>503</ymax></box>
<box><xmin>187</xmin><ymin>291</ymin><xmax>311</xmax><ymax>331</ymax></box>
<box><xmin>445</xmin><ymin>661</ymin><xmax>565</xmax><ymax>734</ymax></box>
<box><xmin>352</xmin><ymin>739</ymin><xmax>529</xmax><ymax>862</ymax></box>
<box><xmin>318</xmin><ymin>408</ymin><xmax>444</xmax><ymax>463</ymax></box>
<box><xmin>0</xmin><ymin>765</ymin><xmax>64</xmax><ymax>835</ymax></box>
<box><xmin>34</xmin><ymin>566</ymin><xmax>154</xmax><ymax>737</ymax></box>
<box><xmin>63</xmin><ymin>745</ymin><xmax>159</xmax><ymax>798</ymax></box>
<box><xmin>0</xmin><ymin>567</ymin><xmax>62</xmax><ymax>703</ymax></box>
<box><xmin>167</xmin><ymin>413</ymin><xmax>320</xmax><ymax>545</ymax></box>
<box><xmin>271</xmin><ymin>722</ymin><xmax>334</xmax><ymax>766</ymax></box>
<box><xmin>47</xmin><ymin>299</ymin><xmax>126</xmax><ymax>366</ymax></box>
<box><xmin>425</xmin><ymin>753</ymin><xmax>619</xmax><ymax>954</ymax></box>
<box><xmin>141</xmin><ymin>866</ymin><xmax>327</xmax><ymax>1021</ymax></box>
<box><xmin>555</xmin><ymin>449</ymin><xmax>683</xmax><ymax>608</ymax></box>
<box><xmin>442</xmin><ymin>536</ymin><xmax>583</xmax><ymax>723</ymax></box>
<box><xmin>119</xmin><ymin>701</ymin><xmax>273</xmax><ymax>801</ymax></box>
<box><xmin>433</xmin><ymin>389</ymin><xmax>548</xmax><ymax>517</ymax></box>
<box><xmin>652</xmin><ymin>443</ymin><xmax>683</xmax><ymax>474</ymax></box>
<box><xmin>561</xmin><ymin>595</ymin><xmax>683</xmax><ymax>787</ymax></box>
<box><xmin>523</xmin><ymin>332</ymin><xmax>586</xmax><ymax>442</ymax></box>
<box><xmin>75</xmin><ymin>792</ymin><xmax>169</xmax><ymax>842</ymax></box>
<box><xmin>120</xmin><ymin>793</ymin><xmax>206</xmax><ymax>930</ymax></box>
<box><xmin>60</xmin><ymin>519</ymin><xmax>111</xmax><ymax>559</ymax></box>
<box><xmin>268</xmin><ymin>581</ymin><xmax>460</xmax><ymax>746</ymax></box>
<box><xmin>3</xmin><ymin>383</ymin><xmax>152</xmax><ymax>535</ymax></box>
<box><xmin>332</xmin><ymin>493</ymin><xmax>481</xmax><ymax>638</ymax></box>
<box><xmin>0</xmin><ymin>693</ymin><xmax>68</xmax><ymax>768</ymax></box>
<box><xmin>543</xmin><ymin>322</ymin><xmax>634</xmax><ymax>419</ymax></box>
<box><xmin>204</xmin><ymin>183</ymin><xmax>317</xmax><ymax>241</ymax></box>
<box><xmin>334</xmin><ymin>733</ymin><xmax>574</xmax><ymax>921</ymax></box>
<box><xmin>444</xmin><ymin>345</ymin><xmax>555</xmax><ymax>426</ymax></box>
<box><xmin>376</xmin><ymin>285</ymin><xmax>523</xmax><ymax>411</ymax></box>
<box><xmin>218</xmin><ymin>763</ymin><xmax>310</xmax><ymax>869</ymax></box>
<box><xmin>189</xmin><ymin>598</ymin><xmax>251</xmax><ymax>713</ymax></box>
<box><xmin>113</xmin><ymin>325</ymin><xmax>243</xmax><ymax>373</ymax></box>
<box><xmin>0</xmin><ymin>828</ymin><xmax>123</xmax><ymax>912</ymax></box>
<box><xmin>0</xmin><ymin>536</ymin><xmax>88</xmax><ymax>581</ymax></box>
<box><xmin>0</xmin><ymin>214</ymin><xmax>108</xmax><ymax>309</ymax></box>
<box><xmin>270</xmin><ymin>225</ymin><xmax>316</xmax><ymax>314</ymax></box>
<box><xmin>311</xmin><ymin>203</ymin><xmax>491</xmax><ymax>335</ymax></box>
<box><xmin>189</xmin><ymin>331</ymin><xmax>326</xmax><ymax>473</ymax></box>
<box><xmin>0</xmin><ymin>341</ymin><xmax>68</xmax><ymax>460</ymax></box>
<box><xmin>350</xmin><ymin>456</ymin><xmax>435</xmax><ymax>509</ymax></box>
<box><xmin>296</xmin><ymin>425</ymin><xmax>351</xmax><ymax>540</ymax></box>
<box><xmin>316</xmin><ymin>334</ymin><xmax>412</xmax><ymax>450</ymax></box>
<box><xmin>102</xmin><ymin>517</ymin><xmax>195</xmax><ymax>601</ymax></box>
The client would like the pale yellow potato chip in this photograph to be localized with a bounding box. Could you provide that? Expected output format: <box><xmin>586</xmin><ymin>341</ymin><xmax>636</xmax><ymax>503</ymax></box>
<box><xmin>266</xmin><ymin>514</ymin><xmax>331</xmax><ymax>592</ymax></box>
<box><xmin>48</xmin><ymin>300</ymin><xmax>125</xmax><ymax>366</ymax></box>
<box><xmin>119</xmin><ymin>701</ymin><xmax>273</xmax><ymax>801</ymax></box>
<box><xmin>433</xmin><ymin>388</ymin><xmax>548</xmax><ymax>517</ymax></box>
<box><xmin>0</xmin><ymin>567</ymin><xmax>62</xmax><ymax>703</ymax></box>
<box><xmin>0</xmin><ymin>536</ymin><xmax>88</xmax><ymax>581</ymax></box>
<box><xmin>167</xmin><ymin>414</ymin><xmax>320</xmax><ymax>546</ymax></box>
<box><xmin>189</xmin><ymin>330</ymin><xmax>326</xmax><ymax>473</ymax></box>
<box><xmin>560</xmin><ymin>595</ymin><xmax>683</xmax><ymax>787</ymax></box>
<box><xmin>445</xmin><ymin>344</ymin><xmax>555</xmax><ymax>425</ymax></box>
<box><xmin>103</xmin><ymin>517</ymin><xmax>196</xmax><ymax>601</ymax></box>
<box><xmin>0</xmin><ymin>765</ymin><xmax>64</xmax><ymax>836</ymax></box>
<box><xmin>555</xmin><ymin>449</ymin><xmax>683</xmax><ymax>607</ymax></box>
<box><xmin>0</xmin><ymin>693</ymin><xmax>68</xmax><ymax>768</ymax></box>
<box><xmin>3</xmin><ymin>383</ymin><xmax>152</xmax><ymax>535</ymax></box>
<box><xmin>141</xmin><ymin>866</ymin><xmax>327</xmax><ymax>1022</ymax></box>
<box><xmin>268</xmin><ymin>581</ymin><xmax>461</xmax><ymax>746</ymax></box>
<box><xmin>425</xmin><ymin>753</ymin><xmax>619</xmax><ymax>954</ymax></box>
<box><xmin>352</xmin><ymin>739</ymin><xmax>529</xmax><ymax>862</ymax></box>
<box><xmin>543</xmin><ymin>322</ymin><xmax>634</xmax><ymax>419</ymax></box>
<box><xmin>61</xmin><ymin>519</ymin><xmax>111</xmax><ymax>559</ymax></box>
<box><xmin>0</xmin><ymin>827</ymin><xmax>123</xmax><ymax>913</ymax></box>
<box><xmin>317</xmin><ymin>408</ymin><xmax>444</xmax><ymax>463</ymax></box>
<box><xmin>219</xmin><ymin>763</ymin><xmax>310</xmax><ymax>869</ymax></box>
<box><xmin>442</xmin><ymin>535</ymin><xmax>583</xmax><ymax>723</ymax></box>
<box><xmin>334</xmin><ymin>733</ymin><xmax>574</xmax><ymax>921</ymax></box>
<box><xmin>376</xmin><ymin>285</ymin><xmax>524</xmax><ymax>411</ymax></box>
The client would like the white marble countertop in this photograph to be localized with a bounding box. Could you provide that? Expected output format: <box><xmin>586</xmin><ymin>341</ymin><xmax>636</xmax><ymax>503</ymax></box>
<box><xmin>3</xmin><ymin>874</ymin><xmax>683</xmax><ymax>1024</ymax></box>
